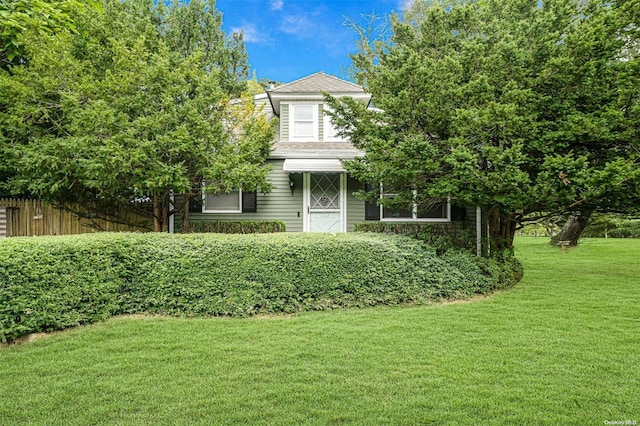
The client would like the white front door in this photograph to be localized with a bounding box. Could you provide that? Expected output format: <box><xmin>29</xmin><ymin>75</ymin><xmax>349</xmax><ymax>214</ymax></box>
<box><xmin>304</xmin><ymin>173</ymin><xmax>346</xmax><ymax>232</ymax></box>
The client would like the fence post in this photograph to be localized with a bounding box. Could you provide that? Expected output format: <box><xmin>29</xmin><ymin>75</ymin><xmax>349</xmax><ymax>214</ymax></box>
<box><xmin>0</xmin><ymin>207</ymin><xmax>6</xmax><ymax>238</ymax></box>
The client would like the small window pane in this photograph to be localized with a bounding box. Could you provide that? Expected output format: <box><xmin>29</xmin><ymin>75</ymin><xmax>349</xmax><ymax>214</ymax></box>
<box><xmin>294</xmin><ymin>121</ymin><xmax>314</xmax><ymax>137</ymax></box>
<box><xmin>205</xmin><ymin>190</ymin><xmax>240</xmax><ymax>211</ymax></box>
<box><xmin>295</xmin><ymin>105</ymin><xmax>313</xmax><ymax>120</ymax></box>
<box><xmin>325</xmin><ymin>121</ymin><xmax>338</xmax><ymax>139</ymax></box>
<box><xmin>381</xmin><ymin>191</ymin><xmax>412</xmax><ymax>219</ymax></box>
<box><xmin>382</xmin><ymin>206</ymin><xmax>413</xmax><ymax>219</ymax></box>
<box><xmin>417</xmin><ymin>202</ymin><xmax>447</xmax><ymax>219</ymax></box>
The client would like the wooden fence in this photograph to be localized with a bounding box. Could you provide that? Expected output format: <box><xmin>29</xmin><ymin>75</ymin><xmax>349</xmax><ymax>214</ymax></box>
<box><xmin>0</xmin><ymin>199</ymin><xmax>152</xmax><ymax>237</ymax></box>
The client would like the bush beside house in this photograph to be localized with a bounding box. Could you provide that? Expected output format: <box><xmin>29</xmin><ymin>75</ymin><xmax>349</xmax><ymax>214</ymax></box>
<box><xmin>0</xmin><ymin>232</ymin><xmax>519</xmax><ymax>342</ymax></box>
<box><xmin>187</xmin><ymin>220</ymin><xmax>286</xmax><ymax>234</ymax></box>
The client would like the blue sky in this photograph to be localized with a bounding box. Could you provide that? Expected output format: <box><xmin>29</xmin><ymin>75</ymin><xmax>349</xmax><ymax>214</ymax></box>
<box><xmin>215</xmin><ymin>0</ymin><xmax>409</xmax><ymax>83</ymax></box>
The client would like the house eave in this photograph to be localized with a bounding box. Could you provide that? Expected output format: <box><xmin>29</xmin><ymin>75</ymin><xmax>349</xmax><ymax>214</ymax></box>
<box><xmin>268</xmin><ymin>151</ymin><xmax>363</xmax><ymax>160</ymax></box>
<box><xmin>266</xmin><ymin>93</ymin><xmax>371</xmax><ymax>117</ymax></box>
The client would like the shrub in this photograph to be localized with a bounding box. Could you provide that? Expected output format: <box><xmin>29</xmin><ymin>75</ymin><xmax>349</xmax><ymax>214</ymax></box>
<box><xmin>354</xmin><ymin>222</ymin><xmax>476</xmax><ymax>253</ymax></box>
<box><xmin>187</xmin><ymin>220</ymin><xmax>285</xmax><ymax>234</ymax></box>
<box><xmin>0</xmin><ymin>232</ymin><xmax>513</xmax><ymax>342</ymax></box>
<box><xmin>353</xmin><ymin>224</ymin><xmax>524</xmax><ymax>286</ymax></box>
<box><xmin>582</xmin><ymin>216</ymin><xmax>640</xmax><ymax>238</ymax></box>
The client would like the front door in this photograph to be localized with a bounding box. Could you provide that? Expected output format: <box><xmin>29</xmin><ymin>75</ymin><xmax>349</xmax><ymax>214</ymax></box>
<box><xmin>304</xmin><ymin>173</ymin><xmax>346</xmax><ymax>232</ymax></box>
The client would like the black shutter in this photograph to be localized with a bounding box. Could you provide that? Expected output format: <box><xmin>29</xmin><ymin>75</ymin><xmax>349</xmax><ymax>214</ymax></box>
<box><xmin>242</xmin><ymin>191</ymin><xmax>257</xmax><ymax>213</ymax></box>
<box><xmin>189</xmin><ymin>196</ymin><xmax>203</xmax><ymax>213</ymax></box>
<box><xmin>451</xmin><ymin>205</ymin><xmax>467</xmax><ymax>221</ymax></box>
<box><xmin>364</xmin><ymin>183</ymin><xmax>380</xmax><ymax>221</ymax></box>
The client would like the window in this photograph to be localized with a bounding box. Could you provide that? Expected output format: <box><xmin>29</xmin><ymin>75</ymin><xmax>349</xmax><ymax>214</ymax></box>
<box><xmin>203</xmin><ymin>190</ymin><xmax>242</xmax><ymax>213</ymax></box>
<box><xmin>380</xmin><ymin>187</ymin><xmax>450</xmax><ymax>222</ymax></box>
<box><xmin>289</xmin><ymin>104</ymin><xmax>318</xmax><ymax>141</ymax></box>
<box><xmin>322</xmin><ymin>105</ymin><xmax>345</xmax><ymax>142</ymax></box>
<box><xmin>202</xmin><ymin>189</ymin><xmax>257</xmax><ymax>213</ymax></box>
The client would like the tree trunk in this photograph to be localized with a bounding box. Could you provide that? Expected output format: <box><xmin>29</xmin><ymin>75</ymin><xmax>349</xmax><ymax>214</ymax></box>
<box><xmin>551</xmin><ymin>210</ymin><xmax>593</xmax><ymax>247</ymax></box>
<box><xmin>162</xmin><ymin>195</ymin><xmax>168</xmax><ymax>232</ymax></box>
<box><xmin>487</xmin><ymin>206</ymin><xmax>517</xmax><ymax>253</ymax></box>
<box><xmin>182</xmin><ymin>194</ymin><xmax>190</xmax><ymax>233</ymax></box>
<box><xmin>152</xmin><ymin>192</ymin><xmax>163</xmax><ymax>232</ymax></box>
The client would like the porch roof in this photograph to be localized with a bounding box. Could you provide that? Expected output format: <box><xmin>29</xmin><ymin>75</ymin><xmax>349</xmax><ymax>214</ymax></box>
<box><xmin>282</xmin><ymin>159</ymin><xmax>346</xmax><ymax>173</ymax></box>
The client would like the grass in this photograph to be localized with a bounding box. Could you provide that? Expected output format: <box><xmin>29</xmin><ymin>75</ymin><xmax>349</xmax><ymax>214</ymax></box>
<box><xmin>1</xmin><ymin>237</ymin><xmax>638</xmax><ymax>425</ymax></box>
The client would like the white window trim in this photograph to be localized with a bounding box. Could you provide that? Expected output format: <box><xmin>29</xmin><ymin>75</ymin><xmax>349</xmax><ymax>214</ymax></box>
<box><xmin>380</xmin><ymin>188</ymin><xmax>451</xmax><ymax>223</ymax></box>
<box><xmin>202</xmin><ymin>189</ymin><xmax>243</xmax><ymax>214</ymax></box>
<box><xmin>322</xmin><ymin>104</ymin><xmax>345</xmax><ymax>142</ymax></box>
<box><xmin>288</xmin><ymin>103</ymin><xmax>318</xmax><ymax>142</ymax></box>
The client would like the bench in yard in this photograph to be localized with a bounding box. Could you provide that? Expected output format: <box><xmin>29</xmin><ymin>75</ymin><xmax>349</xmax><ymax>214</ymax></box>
<box><xmin>557</xmin><ymin>240</ymin><xmax>571</xmax><ymax>254</ymax></box>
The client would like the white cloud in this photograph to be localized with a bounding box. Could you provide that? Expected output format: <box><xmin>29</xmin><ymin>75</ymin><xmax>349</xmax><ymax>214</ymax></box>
<box><xmin>231</xmin><ymin>23</ymin><xmax>270</xmax><ymax>44</ymax></box>
<box><xmin>270</xmin><ymin>0</ymin><xmax>284</xmax><ymax>10</ymax></box>
<box><xmin>280</xmin><ymin>14</ymin><xmax>314</xmax><ymax>37</ymax></box>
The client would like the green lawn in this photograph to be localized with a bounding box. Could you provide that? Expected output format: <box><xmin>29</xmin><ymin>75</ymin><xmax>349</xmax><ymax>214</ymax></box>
<box><xmin>1</xmin><ymin>237</ymin><xmax>638</xmax><ymax>425</ymax></box>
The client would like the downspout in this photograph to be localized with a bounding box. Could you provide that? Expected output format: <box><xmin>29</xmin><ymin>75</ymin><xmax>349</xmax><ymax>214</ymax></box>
<box><xmin>476</xmin><ymin>206</ymin><xmax>482</xmax><ymax>256</ymax></box>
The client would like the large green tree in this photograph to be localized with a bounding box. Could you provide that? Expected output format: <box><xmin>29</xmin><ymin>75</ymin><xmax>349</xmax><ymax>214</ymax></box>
<box><xmin>0</xmin><ymin>0</ymin><xmax>274</xmax><ymax>231</ymax></box>
<box><xmin>327</xmin><ymin>0</ymin><xmax>640</xmax><ymax>252</ymax></box>
<box><xmin>0</xmin><ymin>0</ymin><xmax>100</xmax><ymax>69</ymax></box>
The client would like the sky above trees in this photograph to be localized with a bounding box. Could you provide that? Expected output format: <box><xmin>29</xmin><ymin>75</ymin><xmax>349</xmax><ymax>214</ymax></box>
<box><xmin>215</xmin><ymin>0</ymin><xmax>406</xmax><ymax>82</ymax></box>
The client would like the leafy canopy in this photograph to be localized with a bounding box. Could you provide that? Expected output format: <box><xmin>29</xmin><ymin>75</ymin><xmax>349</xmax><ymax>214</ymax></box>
<box><xmin>327</xmin><ymin>0</ymin><xmax>640</xmax><ymax>250</ymax></box>
<box><xmin>0</xmin><ymin>0</ymin><xmax>274</xmax><ymax>230</ymax></box>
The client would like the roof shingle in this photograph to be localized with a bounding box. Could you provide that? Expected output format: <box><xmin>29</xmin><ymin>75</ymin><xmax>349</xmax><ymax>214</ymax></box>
<box><xmin>269</xmin><ymin>72</ymin><xmax>364</xmax><ymax>94</ymax></box>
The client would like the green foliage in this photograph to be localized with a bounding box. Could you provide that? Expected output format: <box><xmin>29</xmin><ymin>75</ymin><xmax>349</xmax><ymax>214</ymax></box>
<box><xmin>0</xmin><ymin>0</ymin><xmax>99</xmax><ymax>68</ymax></box>
<box><xmin>329</xmin><ymin>0</ymin><xmax>640</xmax><ymax>251</ymax></box>
<box><xmin>0</xmin><ymin>238</ymin><xmax>638</xmax><ymax>424</ymax></box>
<box><xmin>0</xmin><ymin>0</ymin><xmax>273</xmax><ymax>230</ymax></box>
<box><xmin>187</xmin><ymin>220</ymin><xmax>286</xmax><ymax>233</ymax></box>
<box><xmin>582</xmin><ymin>215</ymin><xmax>640</xmax><ymax>238</ymax></box>
<box><xmin>160</xmin><ymin>0</ymin><xmax>248</xmax><ymax>97</ymax></box>
<box><xmin>0</xmin><ymin>232</ymin><xmax>513</xmax><ymax>342</ymax></box>
<box><xmin>354</xmin><ymin>222</ymin><xmax>476</xmax><ymax>254</ymax></box>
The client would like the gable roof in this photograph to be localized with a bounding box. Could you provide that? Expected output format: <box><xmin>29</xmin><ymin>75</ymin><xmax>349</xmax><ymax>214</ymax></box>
<box><xmin>268</xmin><ymin>72</ymin><xmax>365</xmax><ymax>94</ymax></box>
<box><xmin>266</xmin><ymin>72</ymin><xmax>370</xmax><ymax>116</ymax></box>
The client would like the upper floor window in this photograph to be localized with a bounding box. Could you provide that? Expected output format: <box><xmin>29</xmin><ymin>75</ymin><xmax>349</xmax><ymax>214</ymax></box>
<box><xmin>290</xmin><ymin>104</ymin><xmax>318</xmax><ymax>141</ymax></box>
<box><xmin>323</xmin><ymin>105</ymin><xmax>345</xmax><ymax>142</ymax></box>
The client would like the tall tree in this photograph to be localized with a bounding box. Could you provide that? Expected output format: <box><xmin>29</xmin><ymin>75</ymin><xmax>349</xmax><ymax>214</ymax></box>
<box><xmin>0</xmin><ymin>0</ymin><xmax>274</xmax><ymax>231</ymax></box>
<box><xmin>327</xmin><ymin>0</ymin><xmax>640</xmax><ymax>252</ymax></box>
<box><xmin>0</xmin><ymin>0</ymin><xmax>99</xmax><ymax>70</ymax></box>
<box><xmin>161</xmin><ymin>0</ymin><xmax>248</xmax><ymax>97</ymax></box>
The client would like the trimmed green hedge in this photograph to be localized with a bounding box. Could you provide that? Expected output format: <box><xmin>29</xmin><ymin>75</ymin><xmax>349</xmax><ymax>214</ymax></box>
<box><xmin>187</xmin><ymin>220</ymin><xmax>285</xmax><ymax>234</ymax></box>
<box><xmin>354</xmin><ymin>222</ymin><xmax>476</xmax><ymax>253</ymax></box>
<box><xmin>0</xmin><ymin>232</ymin><xmax>515</xmax><ymax>342</ymax></box>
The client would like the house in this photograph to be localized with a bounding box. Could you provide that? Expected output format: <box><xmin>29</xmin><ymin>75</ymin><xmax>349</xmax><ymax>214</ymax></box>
<box><xmin>179</xmin><ymin>72</ymin><xmax>481</xmax><ymax>245</ymax></box>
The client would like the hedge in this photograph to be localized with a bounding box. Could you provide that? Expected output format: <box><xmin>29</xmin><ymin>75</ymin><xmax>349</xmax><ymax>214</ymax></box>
<box><xmin>354</xmin><ymin>222</ymin><xmax>476</xmax><ymax>253</ymax></box>
<box><xmin>187</xmin><ymin>220</ymin><xmax>285</xmax><ymax>233</ymax></box>
<box><xmin>0</xmin><ymin>232</ymin><xmax>516</xmax><ymax>342</ymax></box>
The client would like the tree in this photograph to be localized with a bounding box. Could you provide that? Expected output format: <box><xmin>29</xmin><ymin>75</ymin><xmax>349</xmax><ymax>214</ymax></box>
<box><xmin>0</xmin><ymin>0</ymin><xmax>274</xmax><ymax>231</ymax></box>
<box><xmin>327</xmin><ymin>0</ymin><xmax>640</xmax><ymax>252</ymax></box>
<box><xmin>0</xmin><ymin>0</ymin><xmax>101</xmax><ymax>197</ymax></box>
<box><xmin>160</xmin><ymin>0</ymin><xmax>248</xmax><ymax>97</ymax></box>
<box><xmin>0</xmin><ymin>0</ymin><xmax>100</xmax><ymax>70</ymax></box>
